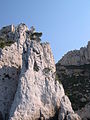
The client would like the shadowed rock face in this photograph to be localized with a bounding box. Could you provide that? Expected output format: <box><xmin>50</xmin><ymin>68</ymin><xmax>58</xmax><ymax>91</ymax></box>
<box><xmin>0</xmin><ymin>66</ymin><xmax>20</xmax><ymax>120</ymax></box>
<box><xmin>0</xmin><ymin>23</ymin><xmax>80</xmax><ymax>120</ymax></box>
<box><xmin>56</xmin><ymin>41</ymin><xmax>90</xmax><ymax>120</ymax></box>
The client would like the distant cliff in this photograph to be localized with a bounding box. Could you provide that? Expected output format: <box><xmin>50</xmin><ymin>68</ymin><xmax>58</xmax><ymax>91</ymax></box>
<box><xmin>56</xmin><ymin>42</ymin><xmax>90</xmax><ymax>120</ymax></box>
<box><xmin>0</xmin><ymin>24</ymin><xmax>80</xmax><ymax>120</ymax></box>
<box><xmin>59</xmin><ymin>41</ymin><xmax>90</xmax><ymax>66</ymax></box>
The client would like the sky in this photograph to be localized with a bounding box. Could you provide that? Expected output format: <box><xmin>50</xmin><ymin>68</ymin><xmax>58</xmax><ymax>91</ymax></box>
<box><xmin>0</xmin><ymin>0</ymin><xmax>90</xmax><ymax>63</ymax></box>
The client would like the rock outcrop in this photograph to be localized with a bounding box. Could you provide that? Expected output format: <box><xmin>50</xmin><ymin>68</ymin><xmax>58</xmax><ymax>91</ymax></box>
<box><xmin>56</xmin><ymin>41</ymin><xmax>90</xmax><ymax>120</ymax></box>
<box><xmin>0</xmin><ymin>23</ymin><xmax>28</xmax><ymax>120</ymax></box>
<box><xmin>9</xmin><ymin>38</ymin><xmax>64</xmax><ymax>120</ymax></box>
<box><xmin>59</xmin><ymin>41</ymin><xmax>90</xmax><ymax>66</ymax></box>
<box><xmin>0</xmin><ymin>23</ymin><xmax>80</xmax><ymax>120</ymax></box>
<box><xmin>59</xmin><ymin>96</ymin><xmax>81</xmax><ymax>120</ymax></box>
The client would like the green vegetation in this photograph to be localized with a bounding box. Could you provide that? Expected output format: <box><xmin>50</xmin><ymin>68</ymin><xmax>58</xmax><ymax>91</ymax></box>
<box><xmin>56</xmin><ymin>63</ymin><xmax>90</xmax><ymax>110</ymax></box>
<box><xmin>30</xmin><ymin>32</ymin><xmax>42</xmax><ymax>41</ymax></box>
<box><xmin>31</xmin><ymin>32</ymin><xmax>42</xmax><ymax>37</ymax></box>
<box><xmin>55</xmin><ymin>73</ymin><xmax>61</xmax><ymax>84</ymax></box>
<box><xmin>0</xmin><ymin>38</ymin><xmax>14</xmax><ymax>49</ymax></box>
<box><xmin>43</xmin><ymin>67</ymin><xmax>51</xmax><ymax>74</ymax></box>
<box><xmin>60</xmin><ymin>74</ymin><xmax>90</xmax><ymax>110</ymax></box>
<box><xmin>65</xmin><ymin>64</ymin><xmax>90</xmax><ymax>70</ymax></box>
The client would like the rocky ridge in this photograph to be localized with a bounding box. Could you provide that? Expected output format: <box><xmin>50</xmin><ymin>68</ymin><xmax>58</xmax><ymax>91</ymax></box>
<box><xmin>0</xmin><ymin>23</ymin><xmax>80</xmax><ymax>120</ymax></box>
<box><xmin>59</xmin><ymin>41</ymin><xmax>90</xmax><ymax>66</ymax></box>
<box><xmin>56</xmin><ymin>42</ymin><xmax>90</xmax><ymax>120</ymax></box>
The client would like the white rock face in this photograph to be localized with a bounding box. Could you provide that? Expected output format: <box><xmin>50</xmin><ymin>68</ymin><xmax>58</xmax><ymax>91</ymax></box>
<box><xmin>0</xmin><ymin>23</ymin><xmax>80</xmax><ymax>120</ymax></box>
<box><xmin>58</xmin><ymin>96</ymin><xmax>81</xmax><ymax>120</ymax></box>
<box><xmin>15</xmin><ymin>23</ymin><xmax>28</xmax><ymax>53</ymax></box>
<box><xmin>67</xmin><ymin>113</ymin><xmax>81</xmax><ymax>120</ymax></box>
<box><xmin>9</xmin><ymin>39</ymin><xmax>65</xmax><ymax>120</ymax></box>
<box><xmin>0</xmin><ymin>23</ymin><xmax>28</xmax><ymax>120</ymax></box>
<box><xmin>0</xmin><ymin>43</ymin><xmax>21</xmax><ymax>120</ymax></box>
<box><xmin>59</xmin><ymin>41</ymin><xmax>90</xmax><ymax>66</ymax></box>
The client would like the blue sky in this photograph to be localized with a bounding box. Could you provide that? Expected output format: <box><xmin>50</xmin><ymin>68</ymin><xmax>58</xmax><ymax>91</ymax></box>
<box><xmin>0</xmin><ymin>0</ymin><xmax>90</xmax><ymax>62</ymax></box>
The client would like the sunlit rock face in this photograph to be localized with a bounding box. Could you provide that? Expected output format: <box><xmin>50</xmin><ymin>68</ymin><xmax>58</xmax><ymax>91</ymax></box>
<box><xmin>58</xmin><ymin>96</ymin><xmax>81</xmax><ymax>120</ymax></box>
<box><xmin>0</xmin><ymin>23</ymin><xmax>28</xmax><ymax>120</ymax></box>
<box><xmin>9</xmin><ymin>37</ymin><xmax>65</xmax><ymax>120</ymax></box>
<box><xmin>0</xmin><ymin>23</ymin><xmax>80</xmax><ymax>120</ymax></box>
<box><xmin>59</xmin><ymin>41</ymin><xmax>90</xmax><ymax>66</ymax></box>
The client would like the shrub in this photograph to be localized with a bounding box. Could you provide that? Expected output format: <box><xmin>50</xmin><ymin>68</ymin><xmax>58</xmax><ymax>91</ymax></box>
<box><xmin>43</xmin><ymin>68</ymin><xmax>51</xmax><ymax>74</ymax></box>
<box><xmin>55</xmin><ymin>73</ymin><xmax>61</xmax><ymax>84</ymax></box>
<box><xmin>0</xmin><ymin>38</ymin><xmax>14</xmax><ymax>49</ymax></box>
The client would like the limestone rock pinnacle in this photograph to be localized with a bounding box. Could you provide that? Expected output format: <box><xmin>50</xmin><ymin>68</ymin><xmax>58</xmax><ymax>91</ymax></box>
<box><xmin>0</xmin><ymin>23</ymin><xmax>80</xmax><ymax>120</ymax></box>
